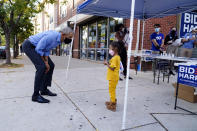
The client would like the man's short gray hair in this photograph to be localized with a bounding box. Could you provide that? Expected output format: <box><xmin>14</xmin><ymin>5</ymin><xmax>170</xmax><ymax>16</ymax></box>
<box><xmin>59</xmin><ymin>26</ymin><xmax>73</xmax><ymax>34</ymax></box>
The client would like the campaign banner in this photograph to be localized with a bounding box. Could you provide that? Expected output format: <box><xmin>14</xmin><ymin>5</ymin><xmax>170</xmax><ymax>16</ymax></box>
<box><xmin>180</xmin><ymin>12</ymin><xmax>197</xmax><ymax>38</ymax></box>
<box><xmin>178</xmin><ymin>65</ymin><xmax>197</xmax><ymax>87</ymax></box>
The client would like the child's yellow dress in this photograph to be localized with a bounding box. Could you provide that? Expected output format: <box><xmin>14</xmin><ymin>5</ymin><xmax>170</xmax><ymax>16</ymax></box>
<box><xmin>107</xmin><ymin>55</ymin><xmax>120</xmax><ymax>103</ymax></box>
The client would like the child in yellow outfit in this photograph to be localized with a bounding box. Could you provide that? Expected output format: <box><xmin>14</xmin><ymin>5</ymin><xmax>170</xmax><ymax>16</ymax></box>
<box><xmin>104</xmin><ymin>42</ymin><xmax>120</xmax><ymax>112</ymax></box>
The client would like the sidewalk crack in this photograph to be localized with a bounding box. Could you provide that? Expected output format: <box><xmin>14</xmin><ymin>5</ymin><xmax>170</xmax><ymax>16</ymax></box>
<box><xmin>122</xmin><ymin>122</ymin><xmax>158</xmax><ymax>131</ymax></box>
<box><xmin>150</xmin><ymin>113</ymin><xmax>168</xmax><ymax>131</ymax></box>
<box><xmin>53</xmin><ymin>80</ymin><xmax>97</xmax><ymax>131</ymax></box>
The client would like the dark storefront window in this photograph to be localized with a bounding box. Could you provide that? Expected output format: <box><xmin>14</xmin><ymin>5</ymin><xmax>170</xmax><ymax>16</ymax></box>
<box><xmin>109</xmin><ymin>18</ymin><xmax>123</xmax><ymax>43</ymax></box>
<box><xmin>81</xmin><ymin>26</ymin><xmax>88</xmax><ymax>59</ymax></box>
<box><xmin>80</xmin><ymin>17</ymin><xmax>123</xmax><ymax>61</ymax></box>
<box><xmin>97</xmin><ymin>19</ymin><xmax>107</xmax><ymax>61</ymax></box>
<box><xmin>88</xmin><ymin>22</ymin><xmax>97</xmax><ymax>60</ymax></box>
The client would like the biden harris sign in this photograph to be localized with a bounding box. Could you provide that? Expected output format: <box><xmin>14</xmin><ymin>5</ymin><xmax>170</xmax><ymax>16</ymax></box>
<box><xmin>180</xmin><ymin>12</ymin><xmax>197</xmax><ymax>37</ymax></box>
<box><xmin>178</xmin><ymin>65</ymin><xmax>197</xmax><ymax>87</ymax></box>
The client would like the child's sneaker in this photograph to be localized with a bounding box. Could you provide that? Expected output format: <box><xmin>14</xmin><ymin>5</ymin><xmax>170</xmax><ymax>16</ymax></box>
<box><xmin>106</xmin><ymin>102</ymin><xmax>116</xmax><ymax>112</ymax></box>
<box><xmin>105</xmin><ymin>99</ymin><xmax>117</xmax><ymax>106</ymax></box>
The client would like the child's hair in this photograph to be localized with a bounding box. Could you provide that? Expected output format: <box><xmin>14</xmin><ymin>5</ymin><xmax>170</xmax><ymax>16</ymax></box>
<box><xmin>110</xmin><ymin>41</ymin><xmax>120</xmax><ymax>55</ymax></box>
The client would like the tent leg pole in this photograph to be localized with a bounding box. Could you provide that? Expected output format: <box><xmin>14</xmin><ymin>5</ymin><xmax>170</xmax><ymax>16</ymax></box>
<box><xmin>135</xmin><ymin>19</ymin><xmax>141</xmax><ymax>54</ymax></box>
<box><xmin>141</xmin><ymin>20</ymin><xmax>145</xmax><ymax>50</ymax></box>
<box><xmin>139</xmin><ymin>20</ymin><xmax>145</xmax><ymax>71</ymax></box>
<box><xmin>121</xmin><ymin>0</ymin><xmax>136</xmax><ymax>130</ymax></box>
<box><xmin>66</xmin><ymin>15</ymin><xmax>77</xmax><ymax>79</ymax></box>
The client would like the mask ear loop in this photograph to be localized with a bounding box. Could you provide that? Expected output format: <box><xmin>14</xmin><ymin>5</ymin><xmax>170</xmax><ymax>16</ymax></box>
<box><xmin>65</xmin><ymin>15</ymin><xmax>77</xmax><ymax>79</ymax></box>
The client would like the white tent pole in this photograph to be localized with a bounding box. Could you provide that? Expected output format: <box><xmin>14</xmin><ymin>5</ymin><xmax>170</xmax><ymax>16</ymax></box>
<box><xmin>121</xmin><ymin>0</ymin><xmax>136</xmax><ymax>130</ymax></box>
<box><xmin>141</xmin><ymin>20</ymin><xmax>145</xmax><ymax>50</ymax></box>
<box><xmin>66</xmin><ymin>15</ymin><xmax>77</xmax><ymax>79</ymax></box>
<box><xmin>139</xmin><ymin>20</ymin><xmax>145</xmax><ymax>71</ymax></box>
<box><xmin>135</xmin><ymin>19</ymin><xmax>141</xmax><ymax>54</ymax></box>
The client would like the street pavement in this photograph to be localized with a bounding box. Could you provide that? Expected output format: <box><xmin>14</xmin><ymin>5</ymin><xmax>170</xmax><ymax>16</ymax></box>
<box><xmin>0</xmin><ymin>55</ymin><xmax>197</xmax><ymax>131</ymax></box>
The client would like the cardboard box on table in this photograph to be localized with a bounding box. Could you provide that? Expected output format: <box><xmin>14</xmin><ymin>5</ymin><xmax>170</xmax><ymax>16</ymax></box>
<box><xmin>172</xmin><ymin>83</ymin><xmax>197</xmax><ymax>103</ymax></box>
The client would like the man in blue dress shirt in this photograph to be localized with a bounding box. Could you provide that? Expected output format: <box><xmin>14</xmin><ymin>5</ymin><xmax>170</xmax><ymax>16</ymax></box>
<box><xmin>22</xmin><ymin>26</ymin><xmax>73</xmax><ymax>103</ymax></box>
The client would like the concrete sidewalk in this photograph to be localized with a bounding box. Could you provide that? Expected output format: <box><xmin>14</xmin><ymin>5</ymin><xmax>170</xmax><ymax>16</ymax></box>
<box><xmin>0</xmin><ymin>56</ymin><xmax>196</xmax><ymax>131</ymax></box>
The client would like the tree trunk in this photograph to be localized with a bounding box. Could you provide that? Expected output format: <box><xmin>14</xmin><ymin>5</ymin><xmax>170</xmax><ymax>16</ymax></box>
<box><xmin>16</xmin><ymin>35</ymin><xmax>19</xmax><ymax>57</ymax></box>
<box><xmin>13</xmin><ymin>35</ymin><xmax>18</xmax><ymax>58</ymax></box>
<box><xmin>5</xmin><ymin>32</ymin><xmax>11</xmax><ymax>64</ymax></box>
<box><xmin>13</xmin><ymin>36</ymin><xmax>16</xmax><ymax>58</ymax></box>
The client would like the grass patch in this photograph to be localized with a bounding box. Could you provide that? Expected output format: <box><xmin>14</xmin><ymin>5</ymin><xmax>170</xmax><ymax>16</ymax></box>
<box><xmin>0</xmin><ymin>63</ymin><xmax>24</xmax><ymax>69</ymax></box>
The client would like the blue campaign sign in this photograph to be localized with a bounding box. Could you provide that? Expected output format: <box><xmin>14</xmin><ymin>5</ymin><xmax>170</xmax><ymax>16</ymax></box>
<box><xmin>180</xmin><ymin>12</ymin><xmax>197</xmax><ymax>38</ymax></box>
<box><xmin>178</xmin><ymin>65</ymin><xmax>197</xmax><ymax>87</ymax></box>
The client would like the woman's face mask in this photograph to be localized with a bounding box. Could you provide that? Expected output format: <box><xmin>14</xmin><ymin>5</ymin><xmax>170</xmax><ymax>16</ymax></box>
<box><xmin>109</xmin><ymin>49</ymin><xmax>114</xmax><ymax>56</ymax></box>
<box><xmin>155</xmin><ymin>28</ymin><xmax>160</xmax><ymax>33</ymax></box>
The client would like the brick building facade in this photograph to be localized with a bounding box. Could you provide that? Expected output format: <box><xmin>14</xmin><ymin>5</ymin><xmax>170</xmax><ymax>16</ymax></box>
<box><xmin>33</xmin><ymin>0</ymin><xmax>180</xmax><ymax>69</ymax></box>
<box><xmin>123</xmin><ymin>15</ymin><xmax>177</xmax><ymax>51</ymax></box>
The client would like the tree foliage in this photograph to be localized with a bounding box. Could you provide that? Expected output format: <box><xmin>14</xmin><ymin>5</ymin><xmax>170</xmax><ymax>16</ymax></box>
<box><xmin>0</xmin><ymin>0</ymin><xmax>58</xmax><ymax>63</ymax></box>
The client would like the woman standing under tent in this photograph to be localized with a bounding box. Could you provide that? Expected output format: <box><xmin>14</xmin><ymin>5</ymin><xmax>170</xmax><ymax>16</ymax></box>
<box><xmin>164</xmin><ymin>27</ymin><xmax>179</xmax><ymax>75</ymax></box>
<box><xmin>164</xmin><ymin>27</ymin><xmax>179</xmax><ymax>55</ymax></box>
<box><xmin>115</xmin><ymin>24</ymin><xmax>132</xmax><ymax>80</ymax></box>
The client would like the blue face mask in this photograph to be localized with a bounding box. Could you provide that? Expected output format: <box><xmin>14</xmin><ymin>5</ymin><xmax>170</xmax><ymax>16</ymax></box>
<box><xmin>155</xmin><ymin>28</ymin><xmax>160</xmax><ymax>32</ymax></box>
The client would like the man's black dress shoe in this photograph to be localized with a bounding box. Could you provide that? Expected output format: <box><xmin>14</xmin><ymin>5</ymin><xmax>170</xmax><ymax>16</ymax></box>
<box><xmin>41</xmin><ymin>89</ymin><xmax>57</xmax><ymax>96</ymax></box>
<box><xmin>32</xmin><ymin>95</ymin><xmax>50</xmax><ymax>103</ymax></box>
